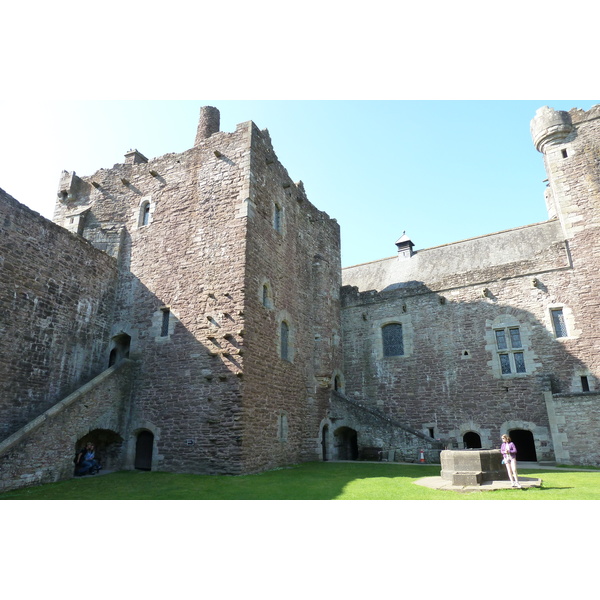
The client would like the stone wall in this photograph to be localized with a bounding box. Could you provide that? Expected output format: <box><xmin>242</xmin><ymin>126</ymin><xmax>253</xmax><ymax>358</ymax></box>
<box><xmin>0</xmin><ymin>188</ymin><xmax>119</xmax><ymax>440</ymax></box>
<box><xmin>240</xmin><ymin>126</ymin><xmax>342</xmax><ymax>472</ymax></box>
<box><xmin>339</xmin><ymin>105</ymin><xmax>600</xmax><ymax>465</ymax></box>
<box><xmin>545</xmin><ymin>392</ymin><xmax>600</xmax><ymax>466</ymax></box>
<box><xmin>0</xmin><ymin>360</ymin><xmax>132</xmax><ymax>492</ymax></box>
<box><xmin>52</xmin><ymin>115</ymin><xmax>254</xmax><ymax>475</ymax></box>
<box><xmin>328</xmin><ymin>392</ymin><xmax>441</xmax><ymax>463</ymax></box>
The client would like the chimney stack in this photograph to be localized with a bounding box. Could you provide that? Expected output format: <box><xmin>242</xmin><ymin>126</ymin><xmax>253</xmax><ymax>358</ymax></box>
<box><xmin>195</xmin><ymin>106</ymin><xmax>220</xmax><ymax>145</ymax></box>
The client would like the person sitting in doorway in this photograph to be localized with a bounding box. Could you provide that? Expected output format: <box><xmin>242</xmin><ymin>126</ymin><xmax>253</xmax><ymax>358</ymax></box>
<box><xmin>75</xmin><ymin>442</ymin><xmax>101</xmax><ymax>476</ymax></box>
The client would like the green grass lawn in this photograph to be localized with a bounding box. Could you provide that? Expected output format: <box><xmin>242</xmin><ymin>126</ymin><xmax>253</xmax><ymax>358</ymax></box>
<box><xmin>2</xmin><ymin>461</ymin><xmax>599</xmax><ymax>500</ymax></box>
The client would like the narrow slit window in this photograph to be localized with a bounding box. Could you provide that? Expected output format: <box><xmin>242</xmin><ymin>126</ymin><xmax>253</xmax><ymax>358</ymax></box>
<box><xmin>280</xmin><ymin>321</ymin><xmax>289</xmax><ymax>361</ymax></box>
<box><xmin>561</xmin><ymin>148</ymin><xmax>568</xmax><ymax>158</ymax></box>
<box><xmin>581</xmin><ymin>376</ymin><xmax>590</xmax><ymax>392</ymax></box>
<box><xmin>273</xmin><ymin>203</ymin><xmax>282</xmax><ymax>233</ymax></box>
<box><xmin>161</xmin><ymin>309</ymin><xmax>170</xmax><ymax>337</ymax></box>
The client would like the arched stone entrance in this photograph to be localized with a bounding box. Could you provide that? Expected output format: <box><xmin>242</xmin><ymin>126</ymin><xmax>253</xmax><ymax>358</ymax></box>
<box><xmin>109</xmin><ymin>332</ymin><xmax>131</xmax><ymax>367</ymax></box>
<box><xmin>334</xmin><ymin>426</ymin><xmax>358</xmax><ymax>461</ymax></box>
<box><xmin>74</xmin><ymin>428</ymin><xmax>124</xmax><ymax>473</ymax></box>
<box><xmin>134</xmin><ymin>430</ymin><xmax>154</xmax><ymax>471</ymax></box>
<box><xmin>509</xmin><ymin>429</ymin><xmax>537</xmax><ymax>461</ymax></box>
<box><xmin>463</xmin><ymin>431</ymin><xmax>482</xmax><ymax>449</ymax></box>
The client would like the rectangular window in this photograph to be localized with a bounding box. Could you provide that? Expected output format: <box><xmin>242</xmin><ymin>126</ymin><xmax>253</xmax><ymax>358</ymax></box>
<box><xmin>495</xmin><ymin>326</ymin><xmax>526</xmax><ymax>375</ymax></box>
<box><xmin>273</xmin><ymin>204</ymin><xmax>282</xmax><ymax>233</ymax></box>
<box><xmin>383</xmin><ymin>323</ymin><xmax>404</xmax><ymax>357</ymax></box>
<box><xmin>161</xmin><ymin>309</ymin><xmax>170</xmax><ymax>337</ymax></box>
<box><xmin>495</xmin><ymin>330</ymin><xmax>507</xmax><ymax>350</ymax></box>
<box><xmin>514</xmin><ymin>352</ymin><xmax>526</xmax><ymax>373</ymax></box>
<box><xmin>499</xmin><ymin>354</ymin><xmax>512</xmax><ymax>374</ymax></box>
<box><xmin>509</xmin><ymin>328</ymin><xmax>522</xmax><ymax>348</ymax></box>
<box><xmin>551</xmin><ymin>309</ymin><xmax>568</xmax><ymax>338</ymax></box>
<box><xmin>581</xmin><ymin>376</ymin><xmax>590</xmax><ymax>392</ymax></box>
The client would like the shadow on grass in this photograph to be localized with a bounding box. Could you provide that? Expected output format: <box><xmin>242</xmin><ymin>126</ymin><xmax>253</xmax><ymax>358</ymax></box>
<box><xmin>1</xmin><ymin>462</ymin><xmax>598</xmax><ymax>500</ymax></box>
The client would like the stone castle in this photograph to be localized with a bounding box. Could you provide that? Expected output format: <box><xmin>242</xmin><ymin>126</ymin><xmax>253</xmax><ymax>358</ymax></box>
<box><xmin>1</xmin><ymin>104</ymin><xmax>599</xmax><ymax>491</ymax></box>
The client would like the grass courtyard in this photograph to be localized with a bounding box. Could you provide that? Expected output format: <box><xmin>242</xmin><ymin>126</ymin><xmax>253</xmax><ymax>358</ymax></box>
<box><xmin>1</xmin><ymin>461</ymin><xmax>599</xmax><ymax>500</ymax></box>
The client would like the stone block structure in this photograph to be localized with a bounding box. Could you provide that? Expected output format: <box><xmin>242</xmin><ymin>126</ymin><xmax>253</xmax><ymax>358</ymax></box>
<box><xmin>1</xmin><ymin>103</ymin><xmax>600</xmax><ymax>492</ymax></box>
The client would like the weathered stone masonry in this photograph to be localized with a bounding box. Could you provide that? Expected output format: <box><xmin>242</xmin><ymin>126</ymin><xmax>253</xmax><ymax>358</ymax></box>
<box><xmin>1</xmin><ymin>104</ymin><xmax>600</xmax><ymax>492</ymax></box>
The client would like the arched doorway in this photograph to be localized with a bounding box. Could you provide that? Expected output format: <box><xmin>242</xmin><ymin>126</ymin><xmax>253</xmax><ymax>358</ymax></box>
<box><xmin>463</xmin><ymin>431</ymin><xmax>482</xmax><ymax>449</ymax></box>
<box><xmin>109</xmin><ymin>332</ymin><xmax>131</xmax><ymax>367</ymax></box>
<box><xmin>334</xmin><ymin>427</ymin><xmax>358</xmax><ymax>461</ymax></box>
<box><xmin>509</xmin><ymin>429</ymin><xmax>537</xmax><ymax>461</ymax></box>
<box><xmin>134</xmin><ymin>430</ymin><xmax>154</xmax><ymax>471</ymax></box>
<box><xmin>322</xmin><ymin>425</ymin><xmax>329</xmax><ymax>461</ymax></box>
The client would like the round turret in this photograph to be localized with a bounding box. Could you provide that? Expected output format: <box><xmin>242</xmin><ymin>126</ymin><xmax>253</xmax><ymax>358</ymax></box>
<box><xmin>530</xmin><ymin>106</ymin><xmax>573</xmax><ymax>153</ymax></box>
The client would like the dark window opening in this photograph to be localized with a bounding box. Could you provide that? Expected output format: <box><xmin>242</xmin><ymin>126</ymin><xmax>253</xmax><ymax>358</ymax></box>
<box><xmin>161</xmin><ymin>309</ymin><xmax>170</xmax><ymax>337</ymax></box>
<box><xmin>463</xmin><ymin>431</ymin><xmax>482</xmax><ymax>449</ymax></box>
<box><xmin>382</xmin><ymin>323</ymin><xmax>404</xmax><ymax>357</ymax></box>
<box><xmin>140</xmin><ymin>202</ymin><xmax>151</xmax><ymax>226</ymax></box>
<box><xmin>280</xmin><ymin>321</ymin><xmax>289</xmax><ymax>360</ymax></box>
<box><xmin>274</xmin><ymin>203</ymin><xmax>282</xmax><ymax>233</ymax></box>
<box><xmin>428</xmin><ymin>427</ymin><xmax>435</xmax><ymax>438</ymax></box>
<box><xmin>581</xmin><ymin>376</ymin><xmax>590</xmax><ymax>392</ymax></box>
<box><xmin>561</xmin><ymin>148</ymin><xmax>568</xmax><ymax>158</ymax></box>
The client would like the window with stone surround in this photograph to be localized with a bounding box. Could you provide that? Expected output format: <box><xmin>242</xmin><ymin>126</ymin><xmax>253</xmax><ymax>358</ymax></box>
<box><xmin>494</xmin><ymin>326</ymin><xmax>526</xmax><ymax>374</ymax></box>
<box><xmin>277</xmin><ymin>413</ymin><xmax>288</xmax><ymax>442</ymax></box>
<box><xmin>262</xmin><ymin>281</ymin><xmax>273</xmax><ymax>309</ymax></box>
<box><xmin>273</xmin><ymin>202</ymin><xmax>283</xmax><ymax>233</ymax></box>
<box><xmin>139</xmin><ymin>200</ymin><xmax>151</xmax><ymax>227</ymax></box>
<box><xmin>382</xmin><ymin>323</ymin><xmax>404</xmax><ymax>357</ymax></box>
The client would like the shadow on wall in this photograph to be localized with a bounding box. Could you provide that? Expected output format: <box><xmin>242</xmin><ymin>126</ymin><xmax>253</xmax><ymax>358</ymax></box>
<box><xmin>340</xmin><ymin>276</ymin><xmax>600</xmax><ymax>466</ymax></box>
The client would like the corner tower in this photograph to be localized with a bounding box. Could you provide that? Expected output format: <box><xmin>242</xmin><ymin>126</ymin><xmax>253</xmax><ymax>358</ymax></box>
<box><xmin>531</xmin><ymin>105</ymin><xmax>600</xmax><ymax>239</ymax></box>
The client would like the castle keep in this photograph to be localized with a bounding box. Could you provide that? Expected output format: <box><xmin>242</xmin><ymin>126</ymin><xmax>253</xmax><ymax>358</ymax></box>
<box><xmin>1</xmin><ymin>104</ymin><xmax>599</xmax><ymax>491</ymax></box>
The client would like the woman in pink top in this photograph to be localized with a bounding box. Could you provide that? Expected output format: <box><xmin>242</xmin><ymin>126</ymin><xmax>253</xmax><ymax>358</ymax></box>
<box><xmin>501</xmin><ymin>434</ymin><xmax>521</xmax><ymax>488</ymax></box>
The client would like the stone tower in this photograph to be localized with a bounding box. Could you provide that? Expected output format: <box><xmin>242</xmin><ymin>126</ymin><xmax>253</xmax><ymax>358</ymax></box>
<box><xmin>1</xmin><ymin>106</ymin><xmax>342</xmax><ymax>489</ymax></box>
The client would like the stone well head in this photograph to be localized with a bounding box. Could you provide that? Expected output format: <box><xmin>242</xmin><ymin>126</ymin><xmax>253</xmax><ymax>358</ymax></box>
<box><xmin>440</xmin><ymin>449</ymin><xmax>508</xmax><ymax>484</ymax></box>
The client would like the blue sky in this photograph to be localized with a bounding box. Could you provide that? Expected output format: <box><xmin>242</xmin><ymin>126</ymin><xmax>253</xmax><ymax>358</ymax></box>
<box><xmin>1</xmin><ymin>100</ymin><xmax>598</xmax><ymax>267</ymax></box>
